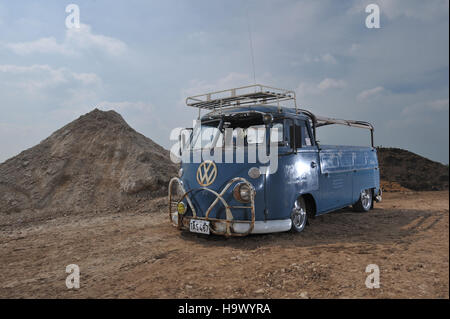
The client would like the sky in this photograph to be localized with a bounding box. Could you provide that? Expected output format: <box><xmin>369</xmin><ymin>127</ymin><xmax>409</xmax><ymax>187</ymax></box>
<box><xmin>0</xmin><ymin>0</ymin><xmax>448</xmax><ymax>164</ymax></box>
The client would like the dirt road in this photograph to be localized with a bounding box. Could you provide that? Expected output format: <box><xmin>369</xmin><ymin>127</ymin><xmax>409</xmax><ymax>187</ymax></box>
<box><xmin>0</xmin><ymin>191</ymin><xmax>448</xmax><ymax>298</ymax></box>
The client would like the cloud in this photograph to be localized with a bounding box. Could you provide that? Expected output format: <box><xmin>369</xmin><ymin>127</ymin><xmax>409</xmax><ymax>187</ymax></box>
<box><xmin>317</xmin><ymin>78</ymin><xmax>347</xmax><ymax>90</ymax></box>
<box><xmin>0</xmin><ymin>64</ymin><xmax>103</xmax><ymax>163</ymax></box>
<box><xmin>428</xmin><ymin>98</ymin><xmax>449</xmax><ymax>112</ymax></box>
<box><xmin>357</xmin><ymin>86</ymin><xmax>385</xmax><ymax>101</ymax></box>
<box><xmin>182</xmin><ymin>72</ymin><xmax>254</xmax><ymax>97</ymax></box>
<box><xmin>0</xmin><ymin>64</ymin><xmax>101</xmax><ymax>92</ymax></box>
<box><xmin>0</xmin><ymin>63</ymin><xmax>103</xmax><ymax>126</ymax></box>
<box><xmin>320</xmin><ymin>53</ymin><xmax>337</xmax><ymax>64</ymax></box>
<box><xmin>402</xmin><ymin>98</ymin><xmax>449</xmax><ymax>117</ymax></box>
<box><xmin>296</xmin><ymin>78</ymin><xmax>347</xmax><ymax>97</ymax></box>
<box><xmin>292</xmin><ymin>53</ymin><xmax>338</xmax><ymax>66</ymax></box>
<box><xmin>379</xmin><ymin>0</ymin><xmax>449</xmax><ymax>21</ymax></box>
<box><xmin>5</xmin><ymin>37</ymin><xmax>70</xmax><ymax>55</ymax></box>
<box><xmin>0</xmin><ymin>1</ymin><xmax>448</xmax><ymax>163</ymax></box>
<box><xmin>5</xmin><ymin>24</ymin><xmax>127</xmax><ymax>57</ymax></box>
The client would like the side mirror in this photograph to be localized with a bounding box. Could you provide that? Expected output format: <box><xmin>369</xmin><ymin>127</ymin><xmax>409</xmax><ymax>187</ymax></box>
<box><xmin>179</xmin><ymin>128</ymin><xmax>193</xmax><ymax>155</ymax></box>
<box><xmin>263</xmin><ymin>113</ymin><xmax>273</xmax><ymax>125</ymax></box>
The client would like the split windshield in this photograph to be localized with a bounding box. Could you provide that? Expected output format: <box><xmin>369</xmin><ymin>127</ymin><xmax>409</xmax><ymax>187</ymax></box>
<box><xmin>189</xmin><ymin>114</ymin><xmax>283</xmax><ymax>150</ymax></box>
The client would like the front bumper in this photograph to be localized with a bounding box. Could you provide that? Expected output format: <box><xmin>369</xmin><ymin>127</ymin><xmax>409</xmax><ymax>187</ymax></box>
<box><xmin>168</xmin><ymin>177</ymin><xmax>291</xmax><ymax>236</ymax></box>
<box><xmin>375</xmin><ymin>188</ymin><xmax>382</xmax><ymax>202</ymax></box>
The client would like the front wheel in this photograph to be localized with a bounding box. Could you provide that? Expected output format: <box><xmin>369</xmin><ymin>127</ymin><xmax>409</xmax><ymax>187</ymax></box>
<box><xmin>291</xmin><ymin>197</ymin><xmax>308</xmax><ymax>233</ymax></box>
<box><xmin>353</xmin><ymin>189</ymin><xmax>373</xmax><ymax>212</ymax></box>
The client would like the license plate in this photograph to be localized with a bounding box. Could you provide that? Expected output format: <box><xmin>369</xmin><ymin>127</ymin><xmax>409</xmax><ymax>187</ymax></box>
<box><xmin>189</xmin><ymin>219</ymin><xmax>210</xmax><ymax>235</ymax></box>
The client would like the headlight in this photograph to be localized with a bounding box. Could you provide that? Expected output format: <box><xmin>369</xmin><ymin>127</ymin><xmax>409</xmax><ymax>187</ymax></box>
<box><xmin>248</xmin><ymin>167</ymin><xmax>261</xmax><ymax>179</ymax></box>
<box><xmin>233</xmin><ymin>183</ymin><xmax>253</xmax><ymax>203</ymax></box>
<box><xmin>178</xmin><ymin>168</ymin><xmax>184</xmax><ymax>178</ymax></box>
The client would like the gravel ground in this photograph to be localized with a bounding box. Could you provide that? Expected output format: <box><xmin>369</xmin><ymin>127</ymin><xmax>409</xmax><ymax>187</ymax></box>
<box><xmin>0</xmin><ymin>191</ymin><xmax>448</xmax><ymax>299</ymax></box>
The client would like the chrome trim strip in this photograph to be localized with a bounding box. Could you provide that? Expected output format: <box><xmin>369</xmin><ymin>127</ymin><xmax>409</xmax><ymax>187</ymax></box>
<box><xmin>322</xmin><ymin>166</ymin><xmax>378</xmax><ymax>174</ymax></box>
<box><xmin>234</xmin><ymin>219</ymin><xmax>292</xmax><ymax>234</ymax></box>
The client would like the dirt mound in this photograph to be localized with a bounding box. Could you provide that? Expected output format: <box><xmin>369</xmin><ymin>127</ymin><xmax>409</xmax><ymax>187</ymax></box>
<box><xmin>0</xmin><ymin>109</ymin><xmax>177</xmax><ymax>218</ymax></box>
<box><xmin>377</xmin><ymin>147</ymin><xmax>449</xmax><ymax>191</ymax></box>
<box><xmin>380</xmin><ymin>180</ymin><xmax>411</xmax><ymax>192</ymax></box>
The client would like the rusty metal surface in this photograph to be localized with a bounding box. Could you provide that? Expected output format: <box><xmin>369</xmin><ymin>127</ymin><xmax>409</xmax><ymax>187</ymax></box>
<box><xmin>168</xmin><ymin>176</ymin><xmax>255</xmax><ymax>236</ymax></box>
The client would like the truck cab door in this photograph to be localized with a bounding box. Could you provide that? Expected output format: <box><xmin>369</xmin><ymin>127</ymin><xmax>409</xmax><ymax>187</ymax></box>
<box><xmin>289</xmin><ymin>119</ymin><xmax>320</xmax><ymax>196</ymax></box>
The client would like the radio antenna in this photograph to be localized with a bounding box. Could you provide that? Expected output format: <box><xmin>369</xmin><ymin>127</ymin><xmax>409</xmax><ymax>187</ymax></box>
<box><xmin>245</xmin><ymin>8</ymin><xmax>256</xmax><ymax>85</ymax></box>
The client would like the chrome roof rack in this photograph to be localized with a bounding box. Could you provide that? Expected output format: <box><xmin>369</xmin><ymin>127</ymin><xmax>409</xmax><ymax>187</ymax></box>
<box><xmin>185</xmin><ymin>84</ymin><xmax>374</xmax><ymax>145</ymax></box>
<box><xmin>186</xmin><ymin>84</ymin><xmax>297</xmax><ymax>113</ymax></box>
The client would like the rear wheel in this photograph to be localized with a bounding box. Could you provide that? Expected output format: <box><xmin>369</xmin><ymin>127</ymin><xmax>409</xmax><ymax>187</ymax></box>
<box><xmin>353</xmin><ymin>189</ymin><xmax>373</xmax><ymax>212</ymax></box>
<box><xmin>291</xmin><ymin>197</ymin><xmax>308</xmax><ymax>233</ymax></box>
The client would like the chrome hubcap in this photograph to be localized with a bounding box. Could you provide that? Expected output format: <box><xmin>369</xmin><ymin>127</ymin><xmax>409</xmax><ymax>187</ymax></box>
<box><xmin>361</xmin><ymin>189</ymin><xmax>372</xmax><ymax>210</ymax></box>
<box><xmin>292</xmin><ymin>200</ymin><xmax>307</xmax><ymax>229</ymax></box>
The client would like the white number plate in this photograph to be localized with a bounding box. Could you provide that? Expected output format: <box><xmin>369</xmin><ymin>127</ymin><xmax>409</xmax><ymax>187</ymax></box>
<box><xmin>189</xmin><ymin>219</ymin><xmax>210</xmax><ymax>235</ymax></box>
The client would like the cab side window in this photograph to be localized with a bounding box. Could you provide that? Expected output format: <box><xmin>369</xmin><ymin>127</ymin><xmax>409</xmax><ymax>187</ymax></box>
<box><xmin>289</xmin><ymin>124</ymin><xmax>302</xmax><ymax>149</ymax></box>
<box><xmin>289</xmin><ymin>121</ymin><xmax>313</xmax><ymax>149</ymax></box>
<box><xmin>302</xmin><ymin>124</ymin><xmax>312</xmax><ymax>146</ymax></box>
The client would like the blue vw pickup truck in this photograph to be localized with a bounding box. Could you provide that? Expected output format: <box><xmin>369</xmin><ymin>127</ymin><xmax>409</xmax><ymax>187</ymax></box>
<box><xmin>169</xmin><ymin>85</ymin><xmax>382</xmax><ymax>236</ymax></box>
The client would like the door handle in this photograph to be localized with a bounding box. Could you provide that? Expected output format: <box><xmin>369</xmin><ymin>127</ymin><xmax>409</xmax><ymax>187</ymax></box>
<box><xmin>311</xmin><ymin>161</ymin><xmax>317</xmax><ymax>168</ymax></box>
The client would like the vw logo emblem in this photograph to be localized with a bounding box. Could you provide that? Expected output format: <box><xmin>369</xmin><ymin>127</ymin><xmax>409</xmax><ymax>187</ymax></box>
<box><xmin>196</xmin><ymin>160</ymin><xmax>217</xmax><ymax>187</ymax></box>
